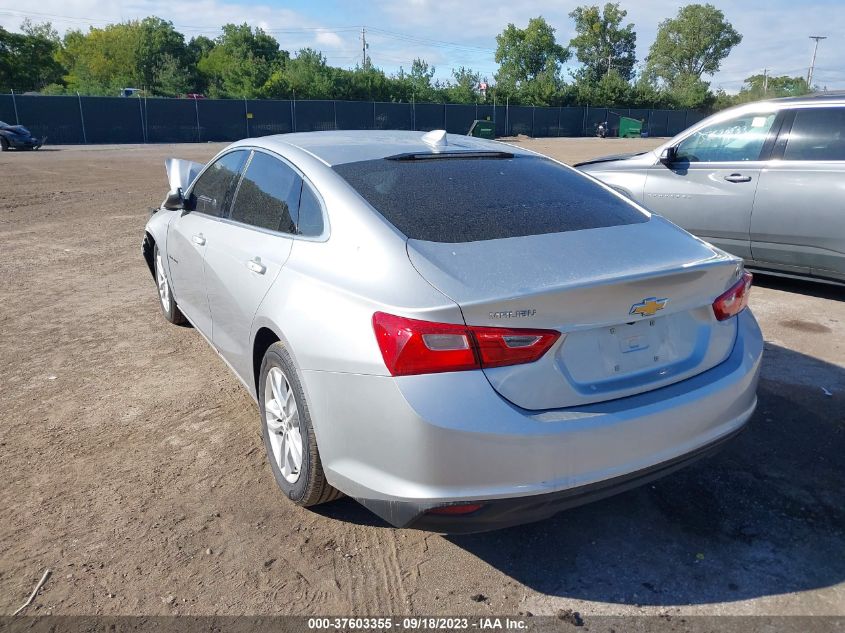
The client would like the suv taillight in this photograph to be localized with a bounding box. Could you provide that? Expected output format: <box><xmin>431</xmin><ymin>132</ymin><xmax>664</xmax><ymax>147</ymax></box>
<box><xmin>372</xmin><ymin>312</ymin><xmax>560</xmax><ymax>376</ymax></box>
<box><xmin>712</xmin><ymin>271</ymin><xmax>753</xmax><ymax>321</ymax></box>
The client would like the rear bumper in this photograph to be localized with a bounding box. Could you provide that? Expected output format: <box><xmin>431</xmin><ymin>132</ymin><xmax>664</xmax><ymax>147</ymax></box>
<box><xmin>302</xmin><ymin>310</ymin><xmax>762</xmax><ymax>532</ymax></box>
<box><xmin>409</xmin><ymin>424</ymin><xmax>745</xmax><ymax>533</ymax></box>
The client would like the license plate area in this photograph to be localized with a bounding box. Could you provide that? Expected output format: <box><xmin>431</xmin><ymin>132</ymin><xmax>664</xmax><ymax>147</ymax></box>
<box><xmin>559</xmin><ymin>313</ymin><xmax>701</xmax><ymax>391</ymax></box>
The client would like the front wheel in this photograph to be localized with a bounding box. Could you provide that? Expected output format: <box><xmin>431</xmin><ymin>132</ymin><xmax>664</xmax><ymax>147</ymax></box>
<box><xmin>0</xmin><ymin>138</ymin><xmax>8</xmax><ymax>151</ymax></box>
<box><xmin>153</xmin><ymin>244</ymin><xmax>188</xmax><ymax>325</ymax></box>
<box><xmin>259</xmin><ymin>342</ymin><xmax>341</xmax><ymax>507</ymax></box>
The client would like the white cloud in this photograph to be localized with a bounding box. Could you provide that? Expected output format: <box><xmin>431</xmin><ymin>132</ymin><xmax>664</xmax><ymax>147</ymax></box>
<box><xmin>315</xmin><ymin>30</ymin><xmax>344</xmax><ymax>49</ymax></box>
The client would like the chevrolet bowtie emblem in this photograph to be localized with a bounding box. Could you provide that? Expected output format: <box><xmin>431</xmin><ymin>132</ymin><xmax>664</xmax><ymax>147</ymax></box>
<box><xmin>629</xmin><ymin>297</ymin><xmax>668</xmax><ymax>318</ymax></box>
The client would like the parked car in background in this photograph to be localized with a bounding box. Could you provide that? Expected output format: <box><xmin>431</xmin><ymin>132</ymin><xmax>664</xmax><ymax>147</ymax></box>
<box><xmin>0</xmin><ymin>121</ymin><xmax>45</xmax><ymax>151</ymax></box>
<box><xmin>143</xmin><ymin>130</ymin><xmax>762</xmax><ymax>533</ymax></box>
<box><xmin>577</xmin><ymin>94</ymin><xmax>845</xmax><ymax>285</ymax></box>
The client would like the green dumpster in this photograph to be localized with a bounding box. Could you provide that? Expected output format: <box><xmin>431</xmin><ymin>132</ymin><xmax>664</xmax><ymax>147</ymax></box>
<box><xmin>468</xmin><ymin>119</ymin><xmax>496</xmax><ymax>139</ymax></box>
<box><xmin>618</xmin><ymin>116</ymin><xmax>643</xmax><ymax>138</ymax></box>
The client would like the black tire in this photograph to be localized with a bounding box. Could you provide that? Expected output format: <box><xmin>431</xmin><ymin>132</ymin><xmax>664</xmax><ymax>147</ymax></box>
<box><xmin>258</xmin><ymin>342</ymin><xmax>341</xmax><ymax>507</ymax></box>
<box><xmin>153</xmin><ymin>244</ymin><xmax>188</xmax><ymax>326</ymax></box>
<box><xmin>0</xmin><ymin>137</ymin><xmax>8</xmax><ymax>151</ymax></box>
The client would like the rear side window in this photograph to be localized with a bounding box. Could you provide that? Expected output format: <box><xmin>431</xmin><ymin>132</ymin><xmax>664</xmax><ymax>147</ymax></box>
<box><xmin>190</xmin><ymin>150</ymin><xmax>248</xmax><ymax>217</ymax></box>
<box><xmin>297</xmin><ymin>183</ymin><xmax>325</xmax><ymax>237</ymax></box>
<box><xmin>784</xmin><ymin>108</ymin><xmax>845</xmax><ymax>161</ymax></box>
<box><xmin>229</xmin><ymin>151</ymin><xmax>301</xmax><ymax>233</ymax></box>
<box><xmin>332</xmin><ymin>155</ymin><xmax>647</xmax><ymax>243</ymax></box>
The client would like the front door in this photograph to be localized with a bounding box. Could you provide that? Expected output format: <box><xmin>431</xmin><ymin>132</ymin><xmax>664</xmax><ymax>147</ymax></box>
<box><xmin>167</xmin><ymin>150</ymin><xmax>249</xmax><ymax>336</ymax></box>
<box><xmin>644</xmin><ymin>110</ymin><xmax>780</xmax><ymax>260</ymax></box>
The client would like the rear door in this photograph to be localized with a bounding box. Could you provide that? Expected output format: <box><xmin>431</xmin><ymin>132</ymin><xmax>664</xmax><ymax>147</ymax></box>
<box><xmin>751</xmin><ymin>106</ymin><xmax>845</xmax><ymax>278</ymax></box>
<box><xmin>643</xmin><ymin>110</ymin><xmax>781</xmax><ymax>260</ymax></box>
<box><xmin>167</xmin><ymin>150</ymin><xmax>248</xmax><ymax>335</ymax></box>
<box><xmin>202</xmin><ymin>150</ymin><xmax>303</xmax><ymax>381</ymax></box>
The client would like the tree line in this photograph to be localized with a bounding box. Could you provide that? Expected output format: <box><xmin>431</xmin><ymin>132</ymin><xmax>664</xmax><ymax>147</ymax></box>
<box><xmin>0</xmin><ymin>4</ymin><xmax>811</xmax><ymax>110</ymax></box>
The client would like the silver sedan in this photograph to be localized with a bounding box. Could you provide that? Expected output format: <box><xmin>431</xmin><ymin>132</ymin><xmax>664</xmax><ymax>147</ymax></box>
<box><xmin>577</xmin><ymin>95</ymin><xmax>845</xmax><ymax>285</ymax></box>
<box><xmin>143</xmin><ymin>130</ymin><xmax>762</xmax><ymax>532</ymax></box>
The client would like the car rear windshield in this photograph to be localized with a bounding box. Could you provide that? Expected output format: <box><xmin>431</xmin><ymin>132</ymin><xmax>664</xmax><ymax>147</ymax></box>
<box><xmin>332</xmin><ymin>154</ymin><xmax>647</xmax><ymax>243</ymax></box>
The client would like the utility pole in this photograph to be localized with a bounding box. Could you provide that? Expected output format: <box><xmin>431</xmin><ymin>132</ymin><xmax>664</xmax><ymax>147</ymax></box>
<box><xmin>606</xmin><ymin>53</ymin><xmax>613</xmax><ymax>77</ymax></box>
<box><xmin>807</xmin><ymin>35</ymin><xmax>827</xmax><ymax>89</ymax></box>
<box><xmin>361</xmin><ymin>27</ymin><xmax>369</xmax><ymax>70</ymax></box>
<box><xmin>763</xmin><ymin>68</ymin><xmax>768</xmax><ymax>94</ymax></box>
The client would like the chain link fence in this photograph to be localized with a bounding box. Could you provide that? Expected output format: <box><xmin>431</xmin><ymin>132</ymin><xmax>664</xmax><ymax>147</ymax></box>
<box><xmin>0</xmin><ymin>93</ymin><xmax>707</xmax><ymax>145</ymax></box>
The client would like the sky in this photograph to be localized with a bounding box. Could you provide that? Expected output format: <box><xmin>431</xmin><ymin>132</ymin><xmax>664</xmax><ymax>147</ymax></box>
<box><xmin>1</xmin><ymin>0</ymin><xmax>843</xmax><ymax>92</ymax></box>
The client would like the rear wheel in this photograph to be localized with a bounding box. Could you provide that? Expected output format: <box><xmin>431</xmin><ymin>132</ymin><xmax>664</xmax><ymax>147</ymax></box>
<box><xmin>154</xmin><ymin>244</ymin><xmax>188</xmax><ymax>325</ymax></box>
<box><xmin>0</xmin><ymin>138</ymin><xmax>8</xmax><ymax>151</ymax></box>
<box><xmin>259</xmin><ymin>342</ymin><xmax>340</xmax><ymax>507</ymax></box>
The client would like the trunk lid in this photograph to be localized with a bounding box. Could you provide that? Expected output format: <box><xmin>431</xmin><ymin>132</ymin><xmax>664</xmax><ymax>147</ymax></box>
<box><xmin>407</xmin><ymin>216</ymin><xmax>743</xmax><ymax>410</ymax></box>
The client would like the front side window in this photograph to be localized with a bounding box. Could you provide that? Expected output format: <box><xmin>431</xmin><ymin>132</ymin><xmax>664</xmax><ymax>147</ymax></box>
<box><xmin>229</xmin><ymin>151</ymin><xmax>301</xmax><ymax>233</ymax></box>
<box><xmin>783</xmin><ymin>107</ymin><xmax>845</xmax><ymax>161</ymax></box>
<box><xmin>676</xmin><ymin>113</ymin><xmax>777</xmax><ymax>162</ymax></box>
<box><xmin>190</xmin><ymin>151</ymin><xmax>248</xmax><ymax>217</ymax></box>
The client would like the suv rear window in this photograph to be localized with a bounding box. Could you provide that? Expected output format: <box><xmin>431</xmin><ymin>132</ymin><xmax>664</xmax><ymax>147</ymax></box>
<box><xmin>333</xmin><ymin>155</ymin><xmax>647</xmax><ymax>243</ymax></box>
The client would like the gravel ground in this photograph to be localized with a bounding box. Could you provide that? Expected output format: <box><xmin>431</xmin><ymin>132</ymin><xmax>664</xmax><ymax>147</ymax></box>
<box><xmin>0</xmin><ymin>138</ymin><xmax>843</xmax><ymax>618</ymax></box>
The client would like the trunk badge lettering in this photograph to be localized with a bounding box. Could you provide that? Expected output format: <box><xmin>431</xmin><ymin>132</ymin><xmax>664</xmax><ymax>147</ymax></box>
<box><xmin>629</xmin><ymin>297</ymin><xmax>668</xmax><ymax>318</ymax></box>
<box><xmin>489</xmin><ymin>309</ymin><xmax>536</xmax><ymax>319</ymax></box>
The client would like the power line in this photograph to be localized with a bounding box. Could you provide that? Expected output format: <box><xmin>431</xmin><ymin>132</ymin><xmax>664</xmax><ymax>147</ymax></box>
<box><xmin>365</xmin><ymin>27</ymin><xmax>495</xmax><ymax>53</ymax></box>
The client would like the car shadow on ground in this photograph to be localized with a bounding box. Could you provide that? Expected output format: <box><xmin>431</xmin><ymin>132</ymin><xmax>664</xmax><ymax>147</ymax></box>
<box><xmin>753</xmin><ymin>272</ymin><xmax>844</xmax><ymax>301</ymax></box>
<box><xmin>444</xmin><ymin>344</ymin><xmax>845</xmax><ymax>605</ymax></box>
<box><xmin>318</xmin><ymin>344</ymin><xmax>844</xmax><ymax>606</ymax></box>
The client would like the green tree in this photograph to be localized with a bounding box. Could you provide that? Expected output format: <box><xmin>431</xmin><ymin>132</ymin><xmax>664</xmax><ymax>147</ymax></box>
<box><xmin>263</xmin><ymin>48</ymin><xmax>333</xmax><ymax>99</ymax></box>
<box><xmin>59</xmin><ymin>23</ymin><xmax>141</xmax><ymax>94</ymax></box>
<box><xmin>715</xmin><ymin>74</ymin><xmax>809</xmax><ymax>109</ymax></box>
<box><xmin>740</xmin><ymin>74</ymin><xmax>809</xmax><ymax>100</ymax></box>
<box><xmin>335</xmin><ymin>66</ymin><xmax>394</xmax><ymax>101</ymax></box>
<box><xmin>569</xmin><ymin>3</ymin><xmax>636</xmax><ymax>83</ymax></box>
<box><xmin>0</xmin><ymin>21</ymin><xmax>64</xmax><ymax>92</ymax></box>
<box><xmin>628</xmin><ymin>69</ymin><xmax>664</xmax><ymax>107</ymax></box>
<box><xmin>197</xmin><ymin>24</ymin><xmax>284</xmax><ymax>98</ymax></box>
<box><xmin>136</xmin><ymin>17</ymin><xmax>189</xmax><ymax>93</ymax></box>
<box><xmin>154</xmin><ymin>53</ymin><xmax>191</xmax><ymax>96</ymax></box>
<box><xmin>446</xmin><ymin>67</ymin><xmax>481</xmax><ymax>103</ymax></box>
<box><xmin>573</xmin><ymin>69</ymin><xmax>632</xmax><ymax>106</ymax></box>
<box><xmin>665</xmin><ymin>73</ymin><xmax>714</xmax><ymax>109</ymax></box>
<box><xmin>395</xmin><ymin>59</ymin><xmax>438</xmax><ymax>102</ymax></box>
<box><xmin>494</xmin><ymin>17</ymin><xmax>569</xmax><ymax>105</ymax></box>
<box><xmin>647</xmin><ymin>4</ymin><xmax>741</xmax><ymax>86</ymax></box>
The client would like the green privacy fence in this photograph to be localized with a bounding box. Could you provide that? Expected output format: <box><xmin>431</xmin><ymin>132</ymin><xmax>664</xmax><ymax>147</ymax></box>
<box><xmin>0</xmin><ymin>94</ymin><xmax>707</xmax><ymax>145</ymax></box>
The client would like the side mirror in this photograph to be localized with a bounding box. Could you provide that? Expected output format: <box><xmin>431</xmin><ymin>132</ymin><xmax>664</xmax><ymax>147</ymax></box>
<box><xmin>163</xmin><ymin>188</ymin><xmax>184</xmax><ymax>211</ymax></box>
<box><xmin>659</xmin><ymin>146</ymin><xmax>677</xmax><ymax>165</ymax></box>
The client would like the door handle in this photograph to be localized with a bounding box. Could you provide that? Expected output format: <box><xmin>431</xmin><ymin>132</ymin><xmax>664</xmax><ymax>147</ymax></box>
<box><xmin>246</xmin><ymin>258</ymin><xmax>266</xmax><ymax>275</ymax></box>
<box><xmin>724</xmin><ymin>173</ymin><xmax>752</xmax><ymax>183</ymax></box>
<box><xmin>191</xmin><ymin>234</ymin><xmax>206</xmax><ymax>245</ymax></box>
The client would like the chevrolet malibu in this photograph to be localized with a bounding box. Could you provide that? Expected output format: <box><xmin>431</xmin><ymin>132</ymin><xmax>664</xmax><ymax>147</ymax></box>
<box><xmin>142</xmin><ymin>130</ymin><xmax>762</xmax><ymax>533</ymax></box>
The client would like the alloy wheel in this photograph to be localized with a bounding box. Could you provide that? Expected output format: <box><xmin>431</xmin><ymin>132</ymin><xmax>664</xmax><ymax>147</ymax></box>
<box><xmin>155</xmin><ymin>252</ymin><xmax>170</xmax><ymax>310</ymax></box>
<box><xmin>264</xmin><ymin>366</ymin><xmax>304</xmax><ymax>483</ymax></box>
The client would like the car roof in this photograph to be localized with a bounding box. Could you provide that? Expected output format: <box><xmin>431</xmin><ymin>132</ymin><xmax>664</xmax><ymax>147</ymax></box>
<box><xmin>759</xmin><ymin>92</ymin><xmax>845</xmax><ymax>106</ymax></box>
<box><xmin>234</xmin><ymin>130</ymin><xmax>534</xmax><ymax>166</ymax></box>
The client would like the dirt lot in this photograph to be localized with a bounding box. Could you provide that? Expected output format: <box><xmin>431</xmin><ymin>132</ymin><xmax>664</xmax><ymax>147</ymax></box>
<box><xmin>1</xmin><ymin>138</ymin><xmax>843</xmax><ymax>618</ymax></box>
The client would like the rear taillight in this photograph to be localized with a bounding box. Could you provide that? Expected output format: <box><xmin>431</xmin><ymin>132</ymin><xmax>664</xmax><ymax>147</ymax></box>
<box><xmin>372</xmin><ymin>312</ymin><xmax>560</xmax><ymax>376</ymax></box>
<box><xmin>712</xmin><ymin>271</ymin><xmax>753</xmax><ymax>321</ymax></box>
